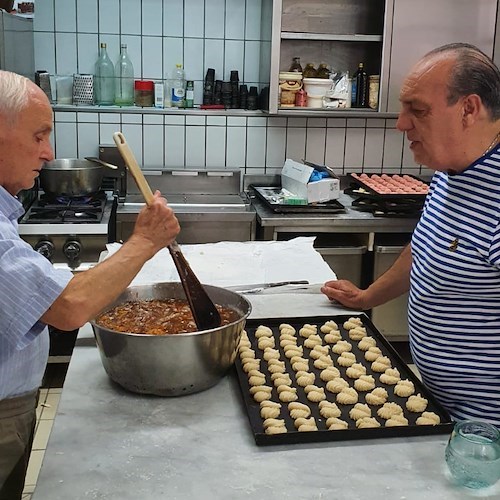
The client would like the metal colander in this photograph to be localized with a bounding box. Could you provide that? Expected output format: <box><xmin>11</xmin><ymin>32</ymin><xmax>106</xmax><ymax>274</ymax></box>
<box><xmin>73</xmin><ymin>74</ymin><xmax>94</xmax><ymax>104</ymax></box>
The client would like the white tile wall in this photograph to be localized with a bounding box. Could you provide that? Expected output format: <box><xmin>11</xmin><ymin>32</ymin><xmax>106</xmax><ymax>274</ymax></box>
<box><xmin>34</xmin><ymin>0</ymin><xmax>423</xmax><ymax>174</ymax></box>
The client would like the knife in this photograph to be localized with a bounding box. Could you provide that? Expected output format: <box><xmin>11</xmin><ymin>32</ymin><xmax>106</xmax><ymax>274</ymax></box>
<box><xmin>226</xmin><ymin>280</ymin><xmax>309</xmax><ymax>293</ymax></box>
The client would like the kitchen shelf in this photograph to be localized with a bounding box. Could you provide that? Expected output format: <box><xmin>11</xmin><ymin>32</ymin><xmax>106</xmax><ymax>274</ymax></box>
<box><xmin>281</xmin><ymin>32</ymin><xmax>383</xmax><ymax>42</ymax></box>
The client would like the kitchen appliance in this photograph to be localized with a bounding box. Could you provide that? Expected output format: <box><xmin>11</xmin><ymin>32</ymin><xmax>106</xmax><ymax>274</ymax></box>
<box><xmin>108</xmin><ymin>143</ymin><xmax>256</xmax><ymax>244</ymax></box>
<box><xmin>91</xmin><ymin>282</ymin><xmax>251</xmax><ymax>396</ymax></box>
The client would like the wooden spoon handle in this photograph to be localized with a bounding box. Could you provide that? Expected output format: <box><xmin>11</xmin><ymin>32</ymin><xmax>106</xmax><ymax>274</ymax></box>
<box><xmin>113</xmin><ymin>132</ymin><xmax>154</xmax><ymax>205</ymax></box>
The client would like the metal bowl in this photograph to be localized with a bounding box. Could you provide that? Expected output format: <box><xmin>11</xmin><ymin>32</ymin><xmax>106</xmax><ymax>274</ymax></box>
<box><xmin>90</xmin><ymin>282</ymin><xmax>252</xmax><ymax>396</ymax></box>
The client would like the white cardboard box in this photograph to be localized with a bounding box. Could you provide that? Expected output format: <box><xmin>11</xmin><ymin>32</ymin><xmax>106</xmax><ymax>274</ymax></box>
<box><xmin>281</xmin><ymin>159</ymin><xmax>340</xmax><ymax>203</ymax></box>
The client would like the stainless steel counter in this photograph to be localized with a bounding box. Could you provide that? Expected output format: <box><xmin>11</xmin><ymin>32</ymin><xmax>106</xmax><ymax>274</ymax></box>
<box><xmin>251</xmin><ymin>192</ymin><xmax>419</xmax><ymax>240</ymax></box>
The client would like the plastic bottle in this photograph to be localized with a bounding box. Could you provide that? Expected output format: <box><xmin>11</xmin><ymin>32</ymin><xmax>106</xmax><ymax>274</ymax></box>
<box><xmin>94</xmin><ymin>42</ymin><xmax>115</xmax><ymax>105</ymax></box>
<box><xmin>171</xmin><ymin>63</ymin><xmax>186</xmax><ymax>108</ymax></box>
<box><xmin>353</xmin><ymin>62</ymin><xmax>368</xmax><ymax>108</ymax></box>
<box><xmin>114</xmin><ymin>44</ymin><xmax>134</xmax><ymax>106</ymax></box>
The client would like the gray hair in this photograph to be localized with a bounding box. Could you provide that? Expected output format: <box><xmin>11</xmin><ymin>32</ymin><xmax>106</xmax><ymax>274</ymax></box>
<box><xmin>424</xmin><ymin>43</ymin><xmax>500</xmax><ymax>120</ymax></box>
<box><xmin>0</xmin><ymin>70</ymin><xmax>31</xmax><ymax>123</ymax></box>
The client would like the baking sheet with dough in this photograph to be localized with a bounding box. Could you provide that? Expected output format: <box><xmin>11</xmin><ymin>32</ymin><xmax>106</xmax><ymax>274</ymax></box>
<box><xmin>104</xmin><ymin>237</ymin><xmax>336</xmax><ymax>288</ymax></box>
<box><xmin>235</xmin><ymin>314</ymin><xmax>454</xmax><ymax>446</ymax></box>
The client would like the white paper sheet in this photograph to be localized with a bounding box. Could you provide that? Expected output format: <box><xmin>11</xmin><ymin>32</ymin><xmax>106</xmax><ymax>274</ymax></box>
<box><xmin>104</xmin><ymin>237</ymin><xmax>336</xmax><ymax>287</ymax></box>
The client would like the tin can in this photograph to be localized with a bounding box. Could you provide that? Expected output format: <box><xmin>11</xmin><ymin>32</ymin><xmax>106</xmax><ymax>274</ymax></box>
<box><xmin>368</xmin><ymin>75</ymin><xmax>380</xmax><ymax>110</ymax></box>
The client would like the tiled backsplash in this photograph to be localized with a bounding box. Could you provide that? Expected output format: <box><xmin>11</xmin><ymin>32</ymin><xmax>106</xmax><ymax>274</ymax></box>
<box><xmin>34</xmin><ymin>0</ymin><xmax>421</xmax><ymax>175</ymax></box>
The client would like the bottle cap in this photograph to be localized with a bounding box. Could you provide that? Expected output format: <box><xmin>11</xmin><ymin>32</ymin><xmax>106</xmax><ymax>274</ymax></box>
<box><xmin>134</xmin><ymin>80</ymin><xmax>154</xmax><ymax>91</ymax></box>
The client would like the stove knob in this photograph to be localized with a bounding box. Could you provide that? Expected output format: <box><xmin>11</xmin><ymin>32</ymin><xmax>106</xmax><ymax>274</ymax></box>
<box><xmin>34</xmin><ymin>240</ymin><xmax>55</xmax><ymax>261</ymax></box>
<box><xmin>63</xmin><ymin>240</ymin><xmax>82</xmax><ymax>262</ymax></box>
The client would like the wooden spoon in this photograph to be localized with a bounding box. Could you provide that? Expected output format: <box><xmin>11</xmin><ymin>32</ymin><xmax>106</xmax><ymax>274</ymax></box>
<box><xmin>113</xmin><ymin>131</ymin><xmax>221</xmax><ymax>331</ymax></box>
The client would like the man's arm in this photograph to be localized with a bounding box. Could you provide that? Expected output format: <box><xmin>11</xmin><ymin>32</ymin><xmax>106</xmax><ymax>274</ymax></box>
<box><xmin>321</xmin><ymin>244</ymin><xmax>412</xmax><ymax>310</ymax></box>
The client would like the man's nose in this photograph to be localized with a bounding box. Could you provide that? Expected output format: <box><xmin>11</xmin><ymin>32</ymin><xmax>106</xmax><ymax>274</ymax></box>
<box><xmin>41</xmin><ymin>140</ymin><xmax>55</xmax><ymax>162</ymax></box>
<box><xmin>396</xmin><ymin>111</ymin><xmax>411</xmax><ymax>132</ymax></box>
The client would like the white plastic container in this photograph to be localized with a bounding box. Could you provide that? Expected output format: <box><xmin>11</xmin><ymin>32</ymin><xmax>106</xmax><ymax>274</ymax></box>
<box><xmin>303</xmin><ymin>78</ymin><xmax>334</xmax><ymax>108</ymax></box>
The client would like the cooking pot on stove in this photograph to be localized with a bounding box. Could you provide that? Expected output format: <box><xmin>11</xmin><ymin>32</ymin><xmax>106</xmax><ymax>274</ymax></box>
<box><xmin>40</xmin><ymin>158</ymin><xmax>105</xmax><ymax>196</ymax></box>
<box><xmin>90</xmin><ymin>282</ymin><xmax>252</xmax><ymax>396</ymax></box>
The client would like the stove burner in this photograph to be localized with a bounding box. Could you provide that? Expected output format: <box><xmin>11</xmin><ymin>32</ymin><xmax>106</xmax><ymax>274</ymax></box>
<box><xmin>25</xmin><ymin>192</ymin><xmax>107</xmax><ymax>223</ymax></box>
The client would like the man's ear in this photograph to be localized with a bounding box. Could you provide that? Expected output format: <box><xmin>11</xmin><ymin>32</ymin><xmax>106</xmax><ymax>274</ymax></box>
<box><xmin>462</xmin><ymin>94</ymin><xmax>482</xmax><ymax>126</ymax></box>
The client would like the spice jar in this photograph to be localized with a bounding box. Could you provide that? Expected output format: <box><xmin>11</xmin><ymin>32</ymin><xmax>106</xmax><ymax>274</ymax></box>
<box><xmin>134</xmin><ymin>80</ymin><xmax>154</xmax><ymax>107</ymax></box>
<box><xmin>368</xmin><ymin>75</ymin><xmax>380</xmax><ymax>110</ymax></box>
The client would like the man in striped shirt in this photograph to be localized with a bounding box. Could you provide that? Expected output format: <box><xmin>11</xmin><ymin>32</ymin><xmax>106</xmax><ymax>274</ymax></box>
<box><xmin>322</xmin><ymin>43</ymin><xmax>500</xmax><ymax>427</ymax></box>
<box><xmin>0</xmin><ymin>71</ymin><xmax>180</xmax><ymax>499</ymax></box>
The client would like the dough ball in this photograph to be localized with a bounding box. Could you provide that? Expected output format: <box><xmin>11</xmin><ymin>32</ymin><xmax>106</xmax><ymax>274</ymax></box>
<box><xmin>324</xmin><ymin>330</ymin><xmax>342</xmax><ymax>344</ymax></box>
<box><xmin>320</xmin><ymin>320</ymin><xmax>338</xmax><ymax>333</ymax></box>
<box><xmin>377</xmin><ymin>402</ymin><xmax>403</xmax><ymax>419</ymax></box>
<box><xmin>263</xmin><ymin>348</ymin><xmax>281</xmax><ymax>361</ymax></box>
<box><xmin>345</xmin><ymin>363</ymin><xmax>367</xmax><ymax>379</ymax></box>
<box><xmin>364</xmin><ymin>346</ymin><xmax>382</xmax><ymax>362</ymax></box>
<box><xmin>349</xmin><ymin>403</ymin><xmax>372</xmax><ymax>421</ymax></box>
<box><xmin>306</xmin><ymin>388</ymin><xmax>326</xmax><ymax>403</ymax></box>
<box><xmin>326</xmin><ymin>417</ymin><xmax>349</xmax><ymax>430</ymax></box>
<box><xmin>313</xmin><ymin>355</ymin><xmax>334</xmax><ymax>370</ymax></box>
<box><xmin>326</xmin><ymin>378</ymin><xmax>349</xmax><ymax>394</ymax></box>
<box><xmin>265</xmin><ymin>425</ymin><xmax>287</xmax><ymax>435</ymax></box>
<box><xmin>394</xmin><ymin>379</ymin><xmax>415</xmax><ymax>397</ymax></box>
<box><xmin>348</xmin><ymin>326</ymin><xmax>367</xmax><ymax>341</ymax></box>
<box><xmin>298</xmin><ymin>324</ymin><xmax>317</xmax><ymax>338</ymax></box>
<box><xmin>416</xmin><ymin>412</ymin><xmax>441</xmax><ymax>426</ymax></box>
<box><xmin>240</xmin><ymin>349</ymin><xmax>256</xmax><ymax>361</ymax></box>
<box><xmin>371</xmin><ymin>356</ymin><xmax>392</xmax><ymax>372</ymax></box>
<box><xmin>336</xmin><ymin>351</ymin><xmax>357</xmax><ymax>367</ymax></box>
<box><xmin>385</xmin><ymin>414</ymin><xmax>409</xmax><ymax>427</ymax></box>
<box><xmin>291</xmin><ymin>360</ymin><xmax>309</xmax><ymax>372</ymax></box>
<box><xmin>332</xmin><ymin>340</ymin><xmax>353</xmax><ymax>354</ymax></box>
<box><xmin>356</xmin><ymin>417</ymin><xmax>381</xmax><ymax>428</ymax></box>
<box><xmin>358</xmin><ymin>336</ymin><xmax>377</xmax><ymax>351</ymax></box>
<box><xmin>295</xmin><ymin>371</ymin><xmax>315</xmax><ymax>387</ymax></box>
<box><xmin>319</xmin><ymin>367</ymin><xmax>341</xmax><ymax>381</ymax></box>
<box><xmin>365</xmin><ymin>387</ymin><xmax>388</xmax><ymax>406</ymax></box>
<box><xmin>406</xmin><ymin>394</ymin><xmax>428</xmax><ymax>413</ymax></box>
<box><xmin>255</xmin><ymin>325</ymin><xmax>273</xmax><ymax>338</ymax></box>
<box><xmin>379</xmin><ymin>368</ymin><xmax>401</xmax><ymax>385</ymax></box>
<box><xmin>242</xmin><ymin>360</ymin><xmax>260</xmax><ymax>373</ymax></box>
<box><xmin>248</xmin><ymin>374</ymin><xmax>267</xmax><ymax>386</ymax></box>
<box><xmin>318</xmin><ymin>401</ymin><xmax>341</xmax><ymax>419</ymax></box>
<box><xmin>336</xmin><ymin>387</ymin><xmax>359</xmax><ymax>405</ymax></box>
<box><xmin>260</xmin><ymin>406</ymin><xmax>280</xmax><ymax>419</ymax></box>
<box><xmin>354</xmin><ymin>375</ymin><xmax>376</xmax><ymax>392</ymax></box>
<box><xmin>343</xmin><ymin>318</ymin><xmax>363</xmax><ymax>330</ymax></box>
<box><xmin>257</xmin><ymin>336</ymin><xmax>275</xmax><ymax>350</ymax></box>
<box><xmin>304</xmin><ymin>335</ymin><xmax>323</xmax><ymax>349</ymax></box>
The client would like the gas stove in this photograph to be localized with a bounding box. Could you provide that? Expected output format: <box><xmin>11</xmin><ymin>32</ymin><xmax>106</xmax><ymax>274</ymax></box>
<box><xmin>18</xmin><ymin>191</ymin><xmax>117</xmax><ymax>271</ymax></box>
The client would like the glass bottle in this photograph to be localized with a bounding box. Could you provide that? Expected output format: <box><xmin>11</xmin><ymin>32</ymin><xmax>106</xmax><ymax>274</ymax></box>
<box><xmin>171</xmin><ymin>63</ymin><xmax>186</xmax><ymax>108</ymax></box>
<box><xmin>317</xmin><ymin>63</ymin><xmax>330</xmax><ymax>79</ymax></box>
<box><xmin>185</xmin><ymin>80</ymin><xmax>194</xmax><ymax>108</ymax></box>
<box><xmin>289</xmin><ymin>57</ymin><xmax>303</xmax><ymax>73</ymax></box>
<box><xmin>353</xmin><ymin>62</ymin><xmax>368</xmax><ymax>108</ymax></box>
<box><xmin>303</xmin><ymin>63</ymin><xmax>317</xmax><ymax>78</ymax></box>
<box><xmin>94</xmin><ymin>42</ymin><xmax>115</xmax><ymax>105</ymax></box>
<box><xmin>114</xmin><ymin>44</ymin><xmax>134</xmax><ymax>106</ymax></box>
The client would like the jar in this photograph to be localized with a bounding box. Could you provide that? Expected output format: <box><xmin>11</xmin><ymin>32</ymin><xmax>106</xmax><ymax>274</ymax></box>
<box><xmin>289</xmin><ymin>57</ymin><xmax>303</xmax><ymax>73</ymax></box>
<box><xmin>317</xmin><ymin>63</ymin><xmax>330</xmax><ymax>79</ymax></box>
<box><xmin>134</xmin><ymin>80</ymin><xmax>154</xmax><ymax>107</ymax></box>
<box><xmin>445</xmin><ymin>420</ymin><xmax>500</xmax><ymax>489</ymax></box>
<box><xmin>368</xmin><ymin>75</ymin><xmax>380</xmax><ymax>110</ymax></box>
<box><xmin>303</xmin><ymin>63</ymin><xmax>318</xmax><ymax>78</ymax></box>
<box><xmin>278</xmin><ymin>72</ymin><xmax>302</xmax><ymax>108</ymax></box>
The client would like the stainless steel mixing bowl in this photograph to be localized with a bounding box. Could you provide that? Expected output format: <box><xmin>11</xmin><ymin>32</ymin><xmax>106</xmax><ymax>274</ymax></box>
<box><xmin>90</xmin><ymin>282</ymin><xmax>252</xmax><ymax>396</ymax></box>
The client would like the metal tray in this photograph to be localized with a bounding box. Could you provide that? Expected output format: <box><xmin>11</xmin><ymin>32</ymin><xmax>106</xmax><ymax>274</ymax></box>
<box><xmin>235</xmin><ymin>314</ymin><xmax>453</xmax><ymax>446</ymax></box>
<box><xmin>347</xmin><ymin>173</ymin><xmax>429</xmax><ymax>200</ymax></box>
<box><xmin>251</xmin><ymin>186</ymin><xmax>345</xmax><ymax>214</ymax></box>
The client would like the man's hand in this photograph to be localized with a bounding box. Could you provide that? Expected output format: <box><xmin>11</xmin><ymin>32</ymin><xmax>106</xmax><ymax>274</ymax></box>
<box><xmin>321</xmin><ymin>280</ymin><xmax>369</xmax><ymax>310</ymax></box>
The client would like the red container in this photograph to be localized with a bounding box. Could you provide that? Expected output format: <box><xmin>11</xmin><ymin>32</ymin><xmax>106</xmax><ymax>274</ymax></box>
<box><xmin>134</xmin><ymin>80</ymin><xmax>154</xmax><ymax>107</ymax></box>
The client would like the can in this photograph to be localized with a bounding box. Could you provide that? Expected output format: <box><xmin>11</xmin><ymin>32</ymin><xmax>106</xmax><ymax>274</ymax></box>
<box><xmin>368</xmin><ymin>75</ymin><xmax>380</xmax><ymax>110</ymax></box>
<box><xmin>295</xmin><ymin>88</ymin><xmax>307</xmax><ymax>107</ymax></box>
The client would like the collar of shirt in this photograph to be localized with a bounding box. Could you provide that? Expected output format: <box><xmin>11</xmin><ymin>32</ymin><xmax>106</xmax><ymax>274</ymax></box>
<box><xmin>0</xmin><ymin>185</ymin><xmax>25</xmax><ymax>222</ymax></box>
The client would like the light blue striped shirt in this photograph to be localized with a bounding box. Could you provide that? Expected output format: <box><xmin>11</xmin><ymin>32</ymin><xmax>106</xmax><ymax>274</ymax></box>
<box><xmin>409</xmin><ymin>147</ymin><xmax>500</xmax><ymax>427</ymax></box>
<box><xmin>0</xmin><ymin>186</ymin><xmax>73</xmax><ymax>399</ymax></box>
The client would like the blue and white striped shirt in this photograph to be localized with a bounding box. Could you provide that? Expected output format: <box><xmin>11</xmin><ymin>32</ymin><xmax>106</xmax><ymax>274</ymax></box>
<box><xmin>409</xmin><ymin>147</ymin><xmax>500</xmax><ymax>427</ymax></box>
<box><xmin>0</xmin><ymin>186</ymin><xmax>73</xmax><ymax>399</ymax></box>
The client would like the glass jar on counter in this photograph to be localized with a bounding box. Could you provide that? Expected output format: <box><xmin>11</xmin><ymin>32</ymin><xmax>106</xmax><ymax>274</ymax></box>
<box><xmin>303</xmin><ymin>63</ymin><xmax>318</xmax><ymax>78</ymax></box>
<box><xmin>368</xmin><ymin>75</ymin><xmax>380</xmax><ymax>110</ymax></box>
<box><xmin>134</xmin><ymin>80</ymin><xmax>154</xmax><ymax>107</ymax></box>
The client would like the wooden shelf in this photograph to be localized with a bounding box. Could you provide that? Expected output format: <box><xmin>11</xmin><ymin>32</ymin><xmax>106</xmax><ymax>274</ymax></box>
<box><xmin>281</xmin><ymin>32</ymin><xmax>383</xmax><ymax>42</ymax></box>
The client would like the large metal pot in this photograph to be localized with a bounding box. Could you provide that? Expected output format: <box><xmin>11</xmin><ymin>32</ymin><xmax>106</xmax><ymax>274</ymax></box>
<box><xmin>40</xmin><ymin>159</ymin><xmax>104</xmax><ymax>196</ymax></box>
<box><xmin>90</xmin><ymin>282</ymin><xmax>252</xmax><ymax>396</ymax></box>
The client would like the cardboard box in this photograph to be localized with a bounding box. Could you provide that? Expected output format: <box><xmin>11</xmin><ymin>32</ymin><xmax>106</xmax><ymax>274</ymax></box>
<box><xmin>281</xmin><ymin>159</ymin><xmax>340</xmax><ymax>203</ymax></box>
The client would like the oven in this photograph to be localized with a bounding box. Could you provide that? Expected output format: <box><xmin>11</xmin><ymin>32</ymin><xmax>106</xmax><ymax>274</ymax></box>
<box><xmin>17</xmin><ymin>165</ymin><xmax>125</xmax><ymax>363</ymax></box>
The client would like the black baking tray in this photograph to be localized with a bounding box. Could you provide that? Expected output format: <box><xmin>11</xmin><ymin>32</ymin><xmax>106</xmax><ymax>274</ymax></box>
<box><xmin>250</xmin><ymin>185</ymin><xmax>345</xmax><ymax>214</ymax></box>
<box><xmin>235</xmin><ymin>314</ymin><xmax>453</xmax><ymax>446</ymax></box>
<box><xmin>347</xmin><ymin>173</ymin><xmax>429</xmax><ymax>200</ymax></box>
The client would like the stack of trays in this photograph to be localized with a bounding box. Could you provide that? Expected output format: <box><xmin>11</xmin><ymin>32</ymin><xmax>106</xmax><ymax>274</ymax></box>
<box><xmin>235</xmin><ymin>314</ymin><xmax>453</xmax><ymax>445</ymax></box>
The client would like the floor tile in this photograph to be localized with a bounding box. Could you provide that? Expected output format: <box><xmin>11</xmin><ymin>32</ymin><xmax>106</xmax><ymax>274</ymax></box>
<box><xmin>39</xmin><ymin>392</ymin><xmax>61</xmax><ymax>420</ymax></box>
<box><xmin>32</xmin><ymin>419</ymin><xmax>54</xmax><ymax>451</ymax></box>
<box><xmin>24</xmin><ymin>449</ymin><xmax>45</xmax><ymax>491</ymax></box>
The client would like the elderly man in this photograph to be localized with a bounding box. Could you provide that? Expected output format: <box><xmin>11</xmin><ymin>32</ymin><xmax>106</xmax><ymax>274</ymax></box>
<box><xmin>322</xmin><ymin>43</ymin><xmax>500</xmax><ymax>427</ymax></box>
<box><xmin>0</xmin><ymin>70</ymin><xmax>180</xmax><ymax>499</ymax></box>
